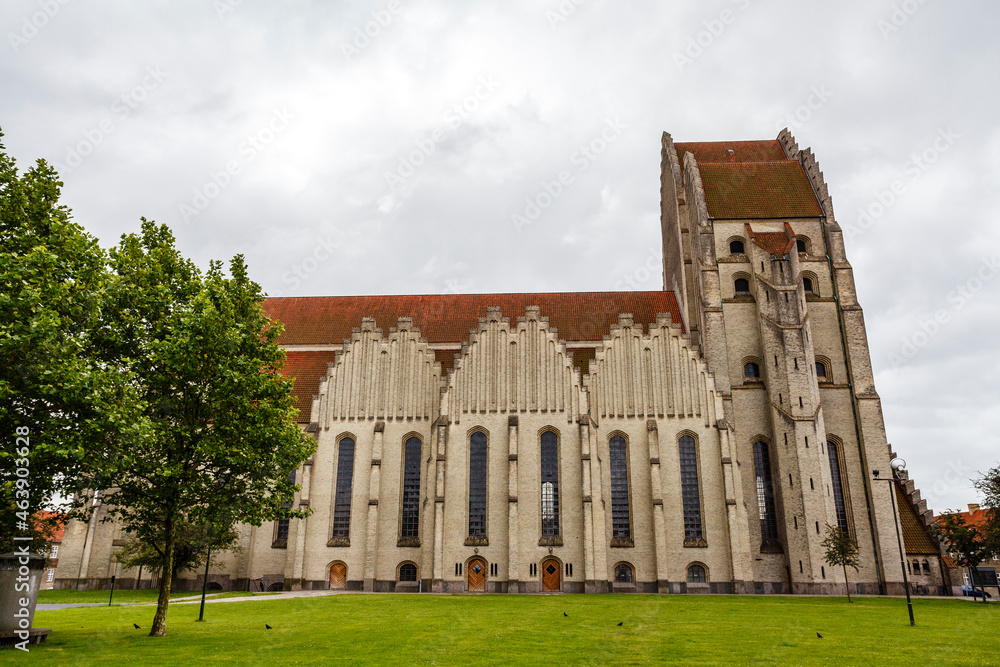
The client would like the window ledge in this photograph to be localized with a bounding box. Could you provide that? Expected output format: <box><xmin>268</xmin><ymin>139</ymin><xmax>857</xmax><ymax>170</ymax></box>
<box><xmin>610</xmin><ymin>537</ymin><xmax>634</xmax><ymax>548</ymax></box>
<box><xmin>271</xmin><ymin>540</ymin><xmax>288</xmax><ymax>549</ymax></box>
<box><xmin>538</xmin><ymin>536</ymin><xmax>563</xmax><ymax>547</ymax></box>
<box><xmin>397</xmin><ymin>537</ymin><xmax>420</xmax><ymax>548</ymax></box>
<box><xmin>683</xmin><ymin>538</ymin><xmax>708</xmax><ymax>548</ymax></box>
<box><xmin>328</xmin><ymin>537</ymin><xmax>350</xmax><ymax>547</ymax></box>
<box><xmin>464</xmin><ymin>536</ymin><xmax>489</xmax><ymax>546</ymax></box>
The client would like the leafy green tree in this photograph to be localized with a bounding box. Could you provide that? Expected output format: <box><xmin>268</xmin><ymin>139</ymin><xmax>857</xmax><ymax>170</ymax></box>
<box><xmin>0</xmin><ymin>130</ymin><xmax>139</xmax><ymax>553</ymax></box>
<box><xmin>82</xmin><ymin>220</ymin><xmax>315</xmax><ymax>636</ymax></box>
<box><xmin>973</xmin><ymin>465</ymin><xmax>1000</xmax><ymax>558</ymax></box>
<box><xmin>115</xmin><ymin>520</ymin><xmax>241</xmax><ymax>589</ymax></box>
<box><xmin>821</xmin><ymin>524</ymin><xmax>860</xmax><ymax>602</ymax></box>
<box><xmin>931</xmin><ymin>511</ymin><xmax>994</xmax><ymax>604</ymax></box>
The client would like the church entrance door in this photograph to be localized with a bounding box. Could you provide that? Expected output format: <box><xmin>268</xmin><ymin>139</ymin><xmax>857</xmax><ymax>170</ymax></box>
<box><xmin>541</xmin><ymin>558</ymin><xmax>561</xmax><ymax>592</ymax></box>
<box><xmin>329</xmin><ymin>563</ymin><xmax>347</xmax><ymax>590</ymax></box>
<box><xmin>467</xmin><ymin>558</ymin><xmax>487</xmax><ymax>592</ymax></box>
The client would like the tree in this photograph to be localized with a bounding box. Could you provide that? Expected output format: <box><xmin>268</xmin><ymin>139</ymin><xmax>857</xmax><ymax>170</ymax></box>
<box><xmin>821</xmin><ymin>524</ymin><xmax>860</xmax><ymax>602</ymax></box>
<box><xmin>81</xmin><ymin>220</ymin><xmax>315</xmax><ymax>636</ymax></box>
<box><xmin>0</xmin><ymin>129</ymin><xmax>139</xmax><ymax>553</ymax></box>
<box><xmin>115</xmin><ymin>520</ymin><xmax>241</xmax><ymax>589</ymax></box>
<box><xmin>931</xmin><ymin>511</ymin><xmax>994</xmax><ymax>604</ymax></box>
<box><xmin>973</xmin><ymin>465</ymin><xmax>1000</xmax><ymax>558</ymax></box>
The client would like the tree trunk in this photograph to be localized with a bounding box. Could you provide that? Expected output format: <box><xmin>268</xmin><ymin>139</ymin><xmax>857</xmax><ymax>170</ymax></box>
<box><xmin>149</xmin><ymin>522</ymin><xmax>175</xmax><ymax>637</ymax></box>
<box><xmin>843</xmin><ymin>564</ymin><xmax>851</xmax><ymax>603</ymax></box>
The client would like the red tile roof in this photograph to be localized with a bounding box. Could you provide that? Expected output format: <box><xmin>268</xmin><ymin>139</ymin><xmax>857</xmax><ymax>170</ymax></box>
<box><xmin>696</xmin><ymin>161</ymin><xmax>824</xmax><ymax>220</ymax></box>
<box><xmin>674</xmin><ymin>140</ymin><xmax>787</xmax><ymax>166</ymax></box>
<box><xmin>895</xmin><ymin>483</ymin><xmax>940</xmax><ymax>555</ymax></box>
<box><xmin>746</xmin><ymin>223</ymin><xmax>797</xmax><ymax>257</ymax></box>
<box><xmin>281</xmin><ymin>350</ymin><xmax>337</xmax><ymax>422</ymax></box>
<box><xmin>263</xmin><ymin>292</ymin><xmax>683</xmax><ymax>346</ymax></box>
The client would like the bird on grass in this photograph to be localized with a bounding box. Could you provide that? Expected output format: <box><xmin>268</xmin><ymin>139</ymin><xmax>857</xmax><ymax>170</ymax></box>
<box><xmin>816</xmin><ymin>633</ymin><xmax>823</xmax><ymax>639</ymax></box>
<box><xmin>617</xmin><ymin>622</ymin><xmax>623</xmax><ymax>627</ymax></box>
<box><xmin>133</xmin><ymin>624</ymin><xmax>140</xmax><ymax>629</ymax></box>
<box><xmin>266</xmin><ymin>624</ymin><xmax>273</xmax><ymax>629</ymax></box>
<box><xmin>563</xmin><ymin>612</ymin><xmax>568</xmax><ymax>617</ymax></box>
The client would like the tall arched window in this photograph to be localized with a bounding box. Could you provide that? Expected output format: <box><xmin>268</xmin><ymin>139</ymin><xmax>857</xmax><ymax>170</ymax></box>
<box><xmin>609</xmin><ymin>435</ymin><xmax>631</xmax><ymax>543</ymax></box>
<box><xmin>400</xmin><ymin>437</ymin><xmax>422</xmax><ymax>540</ymax></box>
<box><xmin>540</xmin><ymin>430</ymin><xmax>560</xmax><ymax>538</ymax></box>
<box><xmin>679</xmin><ymin>435</ymin><xmax>703</xmax><ymax>543</ymax></box>
<box><xmin>332</xmin><ymin>438</ymin><xmax>356</xmax><ymax>542</ymax></box>
<box><xmin>827</xmin><ymin>440</ymin><xmax>849</xmax><ymax>532</ymax></box>
<box><xmin>753</xmin><ymin>441</ymin><xmax>780</xmax><ymax>549</ymax></box>
<box><xmin>468</xmin><ymin>431</ymin><xmax>488</xmax><ymax>538</ymax></box>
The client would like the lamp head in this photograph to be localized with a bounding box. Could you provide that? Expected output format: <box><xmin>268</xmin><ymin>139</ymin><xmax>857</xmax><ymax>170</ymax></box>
<box><xmin>890</xmin><ymin>458</ymin><xmax>907</xmax><ymax>473</ymax></box>
<box><xmin>872</xmin><ymin>469</ymin><xmax>879</xmax><ymax>479</ymax></box>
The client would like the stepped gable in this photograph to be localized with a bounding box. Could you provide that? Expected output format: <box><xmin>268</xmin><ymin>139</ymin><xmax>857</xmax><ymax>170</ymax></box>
<box><xmin>268</xmin><ymin>291</ymin><xmax>684</xmax><ymax>422</ymax></box>
<box><xmin>674</xmin><ymin>139</ymin><xmax>823</xmax><ymax>220</ymax></box>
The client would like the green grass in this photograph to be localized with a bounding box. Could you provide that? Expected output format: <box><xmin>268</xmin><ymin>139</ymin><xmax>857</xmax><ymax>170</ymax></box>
<box><xmin>22</xmin><ymin>594</ymin><xmax>998</xmax><ymax>665</ymax></box>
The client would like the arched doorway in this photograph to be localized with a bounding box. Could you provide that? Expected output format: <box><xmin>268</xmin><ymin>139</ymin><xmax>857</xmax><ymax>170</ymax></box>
<box><xmin>541</xmin><ymin>558</ymin><xmax>561</xmax><ymax>592</ymax></box>
<box><xmin>467</xmin><ymin>557</ymin><xmax>487</xmax><ymax>592</ymax></box>
<box><xmin>329</xmin><ymin>562</ymin><xmax>347</xmax><ymax>590</ymax></box>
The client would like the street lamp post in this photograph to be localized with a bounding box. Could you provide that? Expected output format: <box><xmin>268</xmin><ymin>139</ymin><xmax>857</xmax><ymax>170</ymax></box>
<box><xmin>197</xmin><ymin>541</ymin><xmax>212</xmax><ymax>622</ymax></box>
<box><xmin>873</xmin><ymin>458</ymin><xmax>915</xmax><ymax>627</ymax></box>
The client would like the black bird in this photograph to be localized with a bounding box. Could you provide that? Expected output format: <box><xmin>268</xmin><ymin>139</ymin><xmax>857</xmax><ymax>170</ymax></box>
<box><xmin>266</xmin><ymin>624</ymin><xmax>272</xmax><ymax>630</ymax></box>
<box><xmin>816</xmin><ymin>633</ymin><xmax>823</xmax><ymax>639</ymax></box>
<box><xmin>563</xmin><ymin>612</ymin><xmax>568</xmax><ymax>617</ymax></box>
<box><xmin>133</xmin><ymin>624</ymin><xmax>140</xmax><ymax>629</ymax></box>
<box><xmin>617</xmin><ymin>622</ymin><xmax>623</xmax><ymax>627</ymax></box>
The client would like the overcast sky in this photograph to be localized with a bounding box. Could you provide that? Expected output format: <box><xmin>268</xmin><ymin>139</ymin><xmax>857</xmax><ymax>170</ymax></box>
<box><xmin>2</xmin><ymin>0</ymin><xmax>997</xmax><ymax>513</ymax></box>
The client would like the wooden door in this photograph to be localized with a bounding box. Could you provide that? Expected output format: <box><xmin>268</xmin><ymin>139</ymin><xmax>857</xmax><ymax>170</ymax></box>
<box><xmin>541</xmin><ymin>558</ymin><xmax>561</xmax><ymax>592</ymax></box>
<box><xmin>329</xmin><ymin>563</ymin><xmax>347</xmax><ymax>590</ymax></box>
<box><xmin>467</xmin><ymin>558</ymin><xmax>487</xmax><ymax>592</ymax></box>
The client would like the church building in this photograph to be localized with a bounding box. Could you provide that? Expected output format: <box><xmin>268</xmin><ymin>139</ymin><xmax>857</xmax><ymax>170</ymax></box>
<box><xmin>57</xmin><ymin>130</ymin><xmax>947</xmax><ymax>595</ymax></box>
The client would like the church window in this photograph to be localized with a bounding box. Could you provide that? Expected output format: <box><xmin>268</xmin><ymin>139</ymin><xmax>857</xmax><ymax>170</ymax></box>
<box><xmin>753</xmin><ymin>441</ymin><xmax>780</xmax><ymax>549</ymax></box>
<box><xmin>273</xmin><ymin>470</ymin><xmax>296</xmax><ymax>548</ymax></box>
<box><xmin>687</xmin><ymin>563</ymin><xmax>707</xmax><ymax>583</ymax></box>
<box><xmin>399</xmin><ymin>563</ymin><xmax>417</xmax><ymax>582</ymax></box>
<box><xmin>735</xmin><ymin>278</ymin><xmax>750</xmax><ymax>294</ymax></box>
<box><xmin>540</xmin><ymin>430</ymin><xmax>560</xmax><ymax>538</ymax></box>
<box><xmin>468</xmin><ymin>431</ymin><xmax>488</xmax><ymax>537</ymax></box>
<box><xmin>332</xmin><ymin>439</ymin><xmax>356</xmax><ymax>541</ymax></box>
<box><xmin>679</xmin><ymin>435</ymin><xmax>703</xmax><ymax>542</ymax></box>
<box><xmin>401</xmin><ymin>436</ymin><xmax>422</xmax><ymax>539</ymax></box>
<box><xmin>614</xmin><ymin>562</ymin><xmax>634</xmax><ymax>583</ymax></box>
<box><xmin>803</xmin><ymin>277</ymin><xmax>814</xmax><ymax>294</ymax></box>
<box><xmin>609</xmin><ymin>435</ymin><xmax>631</xmax><ymax>542</ymax></box>
<box><xmin>827</xmin><ymin>440</ymin><xmax>850</xmax><ymax>533</ymax></box>
<box><xmin>797</xmin><ymin>239</ymin><xmax>807</xmax><ymax>254</ymax></box>
<box><xmin>922</xmin><ymin>560</ymin><xmax>930</xmax><ymax>574</ymax></box>
<box><xmin>744</xmin><ymin>362</ymin><xmax>760</xmax><ymax>378</ymax></box>
<box><xmin>729</xmin><ymin>240</ymin><xmax>745</xmax><ymax>254</ymax></box>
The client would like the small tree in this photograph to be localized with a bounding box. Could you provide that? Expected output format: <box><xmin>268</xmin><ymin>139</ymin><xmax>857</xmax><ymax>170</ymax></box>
<box><xmin>115</xmin><ymin>521</ymin><xmax>241</xmax><ymax>590</ymax></box>
<box><xmin>973</xmin><ymin>465</ymin><xmax>1000</xmax><ymax>559</ymax></box>
<box><xmin>931</xmin><ymin>511</ymin><xmax>993</xmax><ymax>604</ymax></box>
<box><xmin>82</xmin><ymin>221</ymin><xmax>315</xmax><ymax>636</ymax></box>
<box><xmin>822</xmin><ymin>524</ymin><xmax>860</xmax><ymax>602</ymax></box>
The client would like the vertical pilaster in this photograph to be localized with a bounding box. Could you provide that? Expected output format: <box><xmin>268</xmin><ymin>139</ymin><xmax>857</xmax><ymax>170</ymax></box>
<box><xmin>647</xmin><ymin>420</ymin><xmax>668</xmax><ymax>591</ymax></box>
<box><xmin>363</xmin><ymin>421</ymin><xmax>385</xmax><ymax>591</ymax></box>
<box><xmin>507</xmin><ymin>416</ymin><xmax>520</xmax><ymax>591</ymax></box>
<box><xmin>431</xmin><ymin>418</ymin><xmax>448</xmax><ymax>591</ymax></box>
<box><xmin>289</xmin><ymin>457</ymin><xmax>314</xmax><ymax>590</ymax></box>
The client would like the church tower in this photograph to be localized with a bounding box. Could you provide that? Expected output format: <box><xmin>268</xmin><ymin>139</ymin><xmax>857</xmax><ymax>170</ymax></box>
<box><xmin>659</xmin><ymin>130</ymin><xmax>907</xmax><ymax>594</ymax></box>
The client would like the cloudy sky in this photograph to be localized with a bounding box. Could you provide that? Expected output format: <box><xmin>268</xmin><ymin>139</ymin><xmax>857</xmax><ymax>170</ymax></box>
<box><xmin>2</xmin><ymin>0</ymin><xmax>997</xmax><ymax>512</ymax></box>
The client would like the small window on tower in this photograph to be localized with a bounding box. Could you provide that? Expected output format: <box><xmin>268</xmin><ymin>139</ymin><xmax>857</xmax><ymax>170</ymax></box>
<box><xmin>730</xmin><ymin>240</ymin><xmax>745</xmax><ymax>255</ymax></box>
<box><xmin>735</xmin><ymin>278</ymin><xmax>750</xmax><ymax>294</ymax></box>
<box><xmin>815</xmin><ymin>361</ymin><xmax>829</xmax><ymax>383</ymax></box>
<box><xmin>744</xmin><ymin>362</ymin><xmax>761</xmax><ymax>379</ymax></box>
<box><xmin>803</xmin><ymin>277</ymin><xmax>814</xmax><ymax>294</ymax></box>
<box><xmin>797</xmin><ymin>239</ymin><xmax>807</xmax><ymax>254</ymax></box>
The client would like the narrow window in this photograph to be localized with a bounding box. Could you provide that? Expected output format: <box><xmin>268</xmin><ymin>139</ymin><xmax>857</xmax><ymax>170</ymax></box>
<box><xmin>827</xmin><ymin>440</ymin><xmax>849</xmax><ymax>532</ymax></box>
<box><xmin>46</xmin><ymin>569</ymin><xmax>54</xmax><ymax>583</ymax></box>
<box><xmin>614</xmin><ymin>563</ymin><xmax>633</xmax><ymax>583</ymax></box>
<box><xmin>687</xmin><ymin>564</ymin><xmax>707</xmax><ymax>583</ymax></box>
<box><xmin>679</xmin><ymin>435</ymin><xmax>703</xmax><ymax>542</ymax></box>
<box><xmin>401</xmin><ymin>437</ymin><xmax>422</xmax><ymax>539</ymax></box>
<box><xmin>609</xmin><ymin>435</ymin><xmax>631</xmax><ymax>541</ymax></box>
<box><xmin>744</xmin><ymin>362</ymin><xmax>760</xmax><ymax>378</ymax></box>
<box><xmin>797</xmin><ymin>239</ymin><xmax>807</xmax><ymax>254</ymax></box>
<box><xmin>468</xmin><ymin>431</ymin><xmax>488</xmax><ymax>537</ymax></box>
<box><xmin>399</xmin><ymin>563</ymin><xmax>417</xmax><ymax>582</ymax></box>
<box><xmin>815</xmin><ymin>362</ymin><xmax>827</xmax><ymax>379</ymax></box>
<box><xmin>803</xmin><ymin>277</ymin><xmax>814</xmax><ymax>294</ymax></box>
<box><xmin>922</xmin><ymin>560</ymin><xmax>930</xmax><ymax>574</ymax></box>
<box><xmin>735</xmin><ymin>278</ymin><xmax>750</xmax><ymax>294</ymax></box>
<box><xmin>753</xmin><ymin>441</ymin><xmax>780</xmax><ymax>549</ymax></box>
<box><xmin>729</xmin><ymin>240</ymin><xmax>745</xmax><ymax>254</ymax></box>
<box><xmin>332</xmin><ymin>439</ymin><xmax>356</xmax><ymax>540</ymax></box>
<box><xmin>540</xmin><ymin>431</ymin><xmax>560</xmax><ymax>537</ymax></box>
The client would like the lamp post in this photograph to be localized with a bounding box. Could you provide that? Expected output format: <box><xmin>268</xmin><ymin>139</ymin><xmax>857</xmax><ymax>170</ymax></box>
<box><xmin>872</xmin><ymin>458</ymin><xmax>915</xmax><ymax>626</ymax></box>
<box><xmin>197</xmin><ymin>537</ymin><xmax>212</xmax><ymax>622</ymax></box>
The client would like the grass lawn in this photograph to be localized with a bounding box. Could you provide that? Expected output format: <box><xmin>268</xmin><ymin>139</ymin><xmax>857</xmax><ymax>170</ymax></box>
<box><xmin>20</xmin><ymin>594</ymin><xmax>998</xmax><ymax>665</ymax></box>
